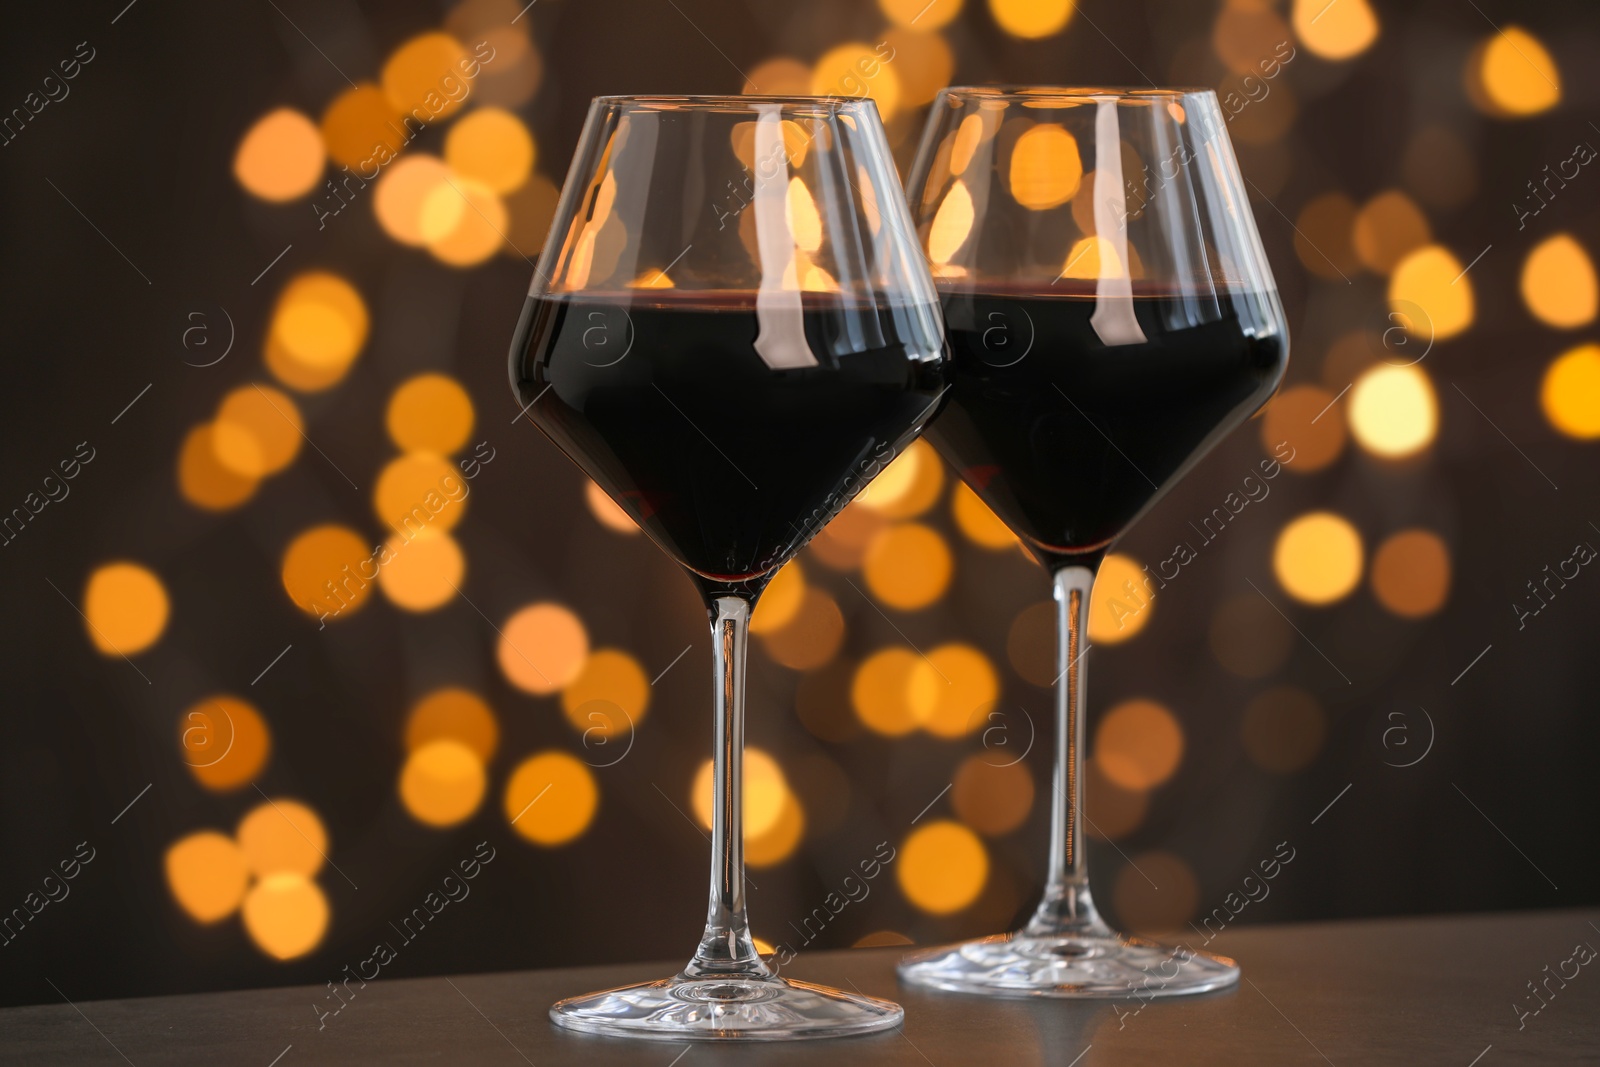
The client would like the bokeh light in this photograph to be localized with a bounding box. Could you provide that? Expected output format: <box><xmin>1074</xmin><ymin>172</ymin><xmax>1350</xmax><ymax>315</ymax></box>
<box><xmin>179</xmin><ymin>695</ymin><xmax>271</xmax><ymax>791</ymax></box>
<box><xmin>268</xmin><ymin>271</ymin><xmax>369</xmax><ymax>392</ymax></box>
<box><xmin>387</xmin><ymin>373</ymin><xmax>476</xmax><ymax>455</ymax></box>
<box><xmin>426</xmin><ymin>178</ymin><xmax>508</xmax><ymax>266</ymax></box>
<box><xmin>382</xmin><ymin>33</ymin><xmax>472</xmax><ymax>119</ymax></box>
<box><xmin>561</xmin><ymin>648</ymin><xmax>649</xmax><ymax>737</ymax></box>
<box><xmin>883</xmin><ymin>28</ymin><xmax>956</xmax><ymax>108</ymax></box>
<box><xmin>1241</xmin><ymin>686</ymin><xmax>1326</xmax><ymax>773</ymax></box>
<box><xmin>1352</xmin><ymin>191</ymin><xmax>1430</xmax><ymax>275</ymax></box>
<box><xmin>1274</xmin><ymin>512</ymin><xmax>1364</xmax><ymax>605</ymax></box>
<box><xmin>952</xmin><ymin>755</ymin><xmax>1034</xmax><ymax>836</ymax></box>
<box><xmin>1260</xmin><ymin>384</ymin><xmax>1347</xmax><ymax>473</ymax></box>
<box><xmin>1348</xmin><ymin>364</ymin><xmax>1437</xmax><ymax>458</ymax></box>
<box><xmin>234</xmin><ymin>109</ymin><xmax>324</xmax><ymax>202</ymax></box>
<box><xmin>1469</xmin><ymin>26</ymin><xmax>1561</xmax><ymax>117</ymax></box>
<box><xmin>759</xmin><ymin>588</ymin><xmax>846</xmax><ymax>670</ymax></box>
<box><xmin>165</xmin><ymin>832</ymin><xmax>250</xmax><ymax>923</ymax></box>
<box><xmin>1389</xmin><ymin>245</ymin><xmax>1473</xmax><ymax>341</ymax></box>
<box><xmin>584</xmin><ymin>480</ymin><xmax>639</xmax><ymax>534</ymax></box>
<box><xmin>692</xmin><ymin>747</ymin><xmax>789</xmax><ymax>839</ymax></box>
<box><xmin>281</xmin><ymin>525</ymin><xmax>374</xmax><ymax>619</ymax></box>
<box><xmin>852</xmin><ymin>648</ymin><xmax>921</xmax><ymax>736</ymax></box>
<box><xmin>1521</xmin><ymin>234</ymin><xmax>1597</xmax><ymax>330</ymax></box>
<box><xmin>989</xmin><ymin>0</ymin><xmax>1074</xmax><ymax>39</ymax></box>
<box><xmin>1094</xmin><ymin>699</ymin><xmax>1183</xmax><ymax>791</ymax></box>
<box><xmin>1009</xmin><ymin>124</ymin><xmax>1081</xmax><ymax>210</ymax></box>
<box><xmin>504</xmin><ymin>751</ymin><xmax>598</xmax><ymax>846</ymax></box>
<box><xmin>742</xmin><ymin>58</ymin><xmax>812</xmax><ymax>97</ymax></box>
<box><xmin>242</xmin><ymin>874</ymin><xmax>329</xmax><ymax>960</ymax></box>
<box><xmin>400</xmin><ymin>739</ymin><xmax>487</xmax><ymax>826</ymax></box>
<box><xmin>863</xmin><ymin>523</ymin><xmax>952</xmax><ymax>610</ymax></box>
<box><xmin>881</xmin><ymin>0</ymin><xmax>962</xmax><ymax>31</ymax></box>
<box><xmin>376</xmin><ymin>154</ymin><xmax>454</xmax><ymax>246</ymax></box>
<box><xmin>745</xmin><ymin>791</ymin><xmax>806</xmax><ymax>868</ymax></box>
<box><xmin>810</xmin><ymin>43</ymin><xmax>902</xmax><ymax>121</ymax></box>
<box><xmin>446</xmin><ymin>107</ymin><xmax>535</xmax><ymax>194</ymax></box>
<box><xmin>1541</xmin><ymin>344</ymin><xmax>1600</xmax><ymax>439</ymax></box>
<box><xmin>1370</xmin><ymin>529</ymin><xmax>1452</xmax><ymax>618</ymax></box>
<box><xmin>237</xmin><ymin>799</ymin><xmax>327</xmax><ymax>878</ymax></box>
<box><xmin>320</xmin><ymin>83</ymin><xmax>403</xmax><ymax>168</ymax></box>
<box><xmin>376</xmin><ymin>528</ymin><xmax>465</xmax><ymax>612</ymax></box>
<box><xmin>213</xmin><ymin>385</ymin><xmax>302</xmax><ymax>478</ymax></box>
<box><xmin>855</xmin><ymin>439</ymin><xmax>943</xmax><ymax>520</ymax></box>
<box><xmin>1292</xmin><ymin>0</ymin><xmax>1378</xmax><ymax>61</ymax></box>
<box><xmin>750</xmin><ymin>559</ymin><xmax>805</xmax><ymax>635</ymax></box>
<box><xmin>898</xmin><ymin>820</ymin><xmax>988</xmax><ymax>914</ymax></box>
<box><xmin>909</xmin><ymin>643</ymin><xmax>998</xmax><ymax>737</ymax></box>
<box><xmin>83</xmin><ymin>561</ymin><xmax>168</xmax><ymax>656</ymax></box>
<box><xmin>406</xmin><ymin>687</ymin><xmax>498</xmax><ymax>761</ymax></box>
<box><xmin>951</xmin><ymin>480</ymin><xmax>1018</xmax><ymax>549</ymax></box>
<box><xmin>374</xmin><ymin>452</ymin><xmax>467</xmax><ymax>533</ymax></box>
<box><xmin>498</xmin><ymin>603</ymin><xmax>589</xmax><ymax>694</ymax></box>
<box><xmin>1088</xmin><ymin>553</ymin><xmax>1153</xmax><ymax>644</ymax></box>
<box><xmin>178</xmin><ymin>424</ymin><xmax>258</xmax><ymax>510</ymax></box>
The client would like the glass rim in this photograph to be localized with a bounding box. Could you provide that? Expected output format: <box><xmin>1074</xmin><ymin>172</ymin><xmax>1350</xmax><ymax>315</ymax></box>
<box><xmin>938</xmin><ymin>84</ymin><xmax>1216</xmax><ymax>103</ymax></box>
<box><xmin>590</xmin><ymin>93</ymin><xmax>883</xmax><ymax>116</ymax></box>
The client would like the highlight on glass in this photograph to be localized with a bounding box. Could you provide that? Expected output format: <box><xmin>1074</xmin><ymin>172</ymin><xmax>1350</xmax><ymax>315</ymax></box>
<box><xmin>895</xmin><ymin>86</ymin><xmax>1289</xmax><ymax>997</ymax></box>
<box><xmin>509</xmin><ymin>95</ymin><xmax>947</xmax><ymax>1039</ymax></box>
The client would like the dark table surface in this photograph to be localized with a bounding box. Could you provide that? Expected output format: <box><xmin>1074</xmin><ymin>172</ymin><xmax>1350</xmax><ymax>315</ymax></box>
<box><xmin>3</xmin><ymin>908</ymin><xmax>1597</xmax><ymax>1065</ymax></box>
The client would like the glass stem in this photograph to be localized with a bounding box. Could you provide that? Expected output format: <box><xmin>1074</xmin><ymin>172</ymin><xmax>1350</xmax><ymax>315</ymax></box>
<box><xmin>1024</xmin><ymin>564</ymin><xmax>1112</xmax><ymax>940</ymax></box>
<box><xmin>685</xmin><ymin>595</ymin><xmax>772</xmax><ymax>979</ymax></box>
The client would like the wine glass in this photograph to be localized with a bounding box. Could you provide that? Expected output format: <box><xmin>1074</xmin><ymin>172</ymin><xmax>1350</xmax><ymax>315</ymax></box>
<box><xmin>896</xmin><ymin>87</ymin><xmax>1289</xmax><ymax>997</ymax></box>
<box><xmin>509</xmin><ymin>95</ymin><xmax>946</xmax><ymax>1039</ymax></box>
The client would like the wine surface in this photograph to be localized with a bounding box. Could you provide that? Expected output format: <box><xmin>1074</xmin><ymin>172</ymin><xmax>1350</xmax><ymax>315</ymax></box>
<box><xmin>511</xmin><ymin>292</ymin><xmax>946</xmax><ymax>592</ymax></box>
<box><xmin>928</xmin><ymin>283</ymin><xmax>1287</xmax><ymax>565</ymax></box>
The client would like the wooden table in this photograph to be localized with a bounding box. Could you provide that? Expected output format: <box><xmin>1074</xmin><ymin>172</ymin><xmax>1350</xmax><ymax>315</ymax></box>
<box><xmin>3</xmin><ymin>909</ymin><xmax>1596</xmax><ymax>1064</ymax></box>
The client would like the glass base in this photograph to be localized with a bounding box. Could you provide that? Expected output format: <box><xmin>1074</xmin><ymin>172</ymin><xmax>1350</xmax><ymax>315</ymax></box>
<box><xmin>549</xmin><ymin>973</ymin><xmax>904</xmax><ymax>1041</ymax></box>
<box><xmin>897</xmin><ymin>932</ymin><xmax>1239</xmax><ymax>999</ymax></box>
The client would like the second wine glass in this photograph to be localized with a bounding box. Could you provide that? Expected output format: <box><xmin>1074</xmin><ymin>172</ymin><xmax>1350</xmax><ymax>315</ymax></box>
<box><xmin>896</xmin><ymin>86</ymin><xmax>1290</xmax><ymax>998</ymax></box>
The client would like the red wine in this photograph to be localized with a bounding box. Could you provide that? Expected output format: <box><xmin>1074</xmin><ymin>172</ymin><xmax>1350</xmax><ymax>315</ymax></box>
<box><xmin>928</xmin><ymin>283</ymin><xmax>1287</xmax><ymax>567</ymax></box>
<box><xmin>510</xmin><ymin>292</ymin><xmax>946</xmax><ymax>595</ymax></box>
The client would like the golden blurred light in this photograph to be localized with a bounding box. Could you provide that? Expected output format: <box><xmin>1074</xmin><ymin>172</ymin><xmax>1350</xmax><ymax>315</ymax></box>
<box><xmin>883</xmin><ymin>29</ymin><xmax>956</xmax><ymax>108</ymax></box>
<box><xmin>1352</xmin><ymin>190</ymin><xmax>1431</xmax><ymax>276</ymax></box>
<box><xmin>375</xmin><ymin>452</ymin><xmax>466</xmax><ymax>533</ymax></box>
<box><xmin>898</xmin><ymin>821</ymin><xmax>988</xmax><ymax>914</ymax></box>
<box><xmin>498</xmin><ymin>602</ymin><xmax>589</xmax><ymax>694</ymax></box>
<box><xmin>1112</xmin><ymin>852</ymin><xmax>1198</xmax><ymax>932</ymax></box>
<box><xmin>1389</xmin><ymin>244</ymin><xmax>1473</xmax><ymax>341</ymax></box>
<box><xmin>178</xmin><ymin>423</ymin><xmax>258</xmax><ymax>510</ymax></box>
<box><xmin>851</xmin><ymin>648</ymin><xmax>921</xmax><ymax>736</ymax></box>
<box><xmin>808</xmin><ymin>501</ymin><xmax>888</xmax><ymax>570</ymax></box>
<box><xmin>238</xmin><ymin>799</ymin><xmax>327</xmax><ymax>877</ymax></box>
<box><xmin>1241</xmin><ymin>686</ymin><xmax>1325</xmax><ymax>773</ymax></box>
<box><xmin>1084</xmin><ymin>758</ymin><xmax>1148</xmax><ymax>841</ymax></box>
<box><xmin>504</xmin><ymin>751</ymin><xmax>598</xmax><ymax>846</ymax></box>
<box><xmin>882</xmin><ymin>0</ymin><xmax>961</xmax><ymax>30</ymax></box>
<box><xmin>375</xmin><ymin>154</ymin><xmax>454</xmax><ymax>246</ymax></box>
<box><xmin>1292</xmin><ymin>0</ymin><xmax>1378</xmax><ymax>61</ymax></box>
<box><xmin>1260</xmin><ymin>384</ymin><xmax>1347</xmax><ymax>473</ymax></box>
<box><xmin>83</xmin><ymin>562</ymin><xmax>168</xmax><ymax>656</ymax></box>
<box><xmin>1088</xmin><ymin>553</ymin><xmax>1153</xmax><ymax>644</ymax></box>
<box><xmin>213</xmin><ymin>385</ymin><xmax>302</xmax><ymax>478</ymax></box>
<box><xmin>910</xmin><ymin>643</ymin><xmax>998</xmax><ymax>737</ymax></box>
<box><xmin>269</xmin><ymin>272</ymin><xmax>369</xmax><ymax>391</ymax></box>
<box><xmin>1348</xmin><ymin>364</ymin><xmax>1437</xmax><ymax>458</ymax></box>
<box><xmin>989</xmin><ymin>0</ymin><xmax>1075</xmax><ymax>39</ymax></box>
<box><xmin>810</xmin><ymin>43</ymin><xmax>902</xmax><ymax>122</ymax></box>
<box><xmin>1094</xmin><ymin>699</ymin><xmax>1183</xmax><ymax>791</ymax></box>
<box><xmin>281</xmin><ymin>525</ymin><xmax>374</xmax><ymax>619</ymax></box>
<box><xmin>750</xmin><ymin>559</ymin><xmax>806</xmax><ymax>635</ymax></box>
<box><xmin>561</xmin><ymin>649</ymin><xmax>650</xmax><ymax>738</ymax></box>
<box><xmin>856</xmin><ymin>439</ymin><xmax>944</xmax><ymax>519</ymax></box>
<box><xmin>1209</xmin><ymin>593</ymin><xmax>1293</xmax><ymax>679</ymax></box>
<box><xmin>692</xmin><ymin>747</ymin><xmax>790</xmax><ymax>839</ymax></box>
<box><xmin>446</xmin><ymin>107</ymin><xmax>535</xmax><ymax>194</ymax></box>
<box><xmin>1212</xmin><ymin>4</ymin><xmax>1291</xmax><ymax>75</ymax></box>
<box><xmin>406</xmin><ymin>687</ymin><xmax>498</xmax><ymax>760</ymax></box>
<box><xmin>387</xmin><ymin>374</ymin><xmax>475</xmax><ymax>455</ymax></box>
<box><xmin>425</xmin><ymin>178</ymin><xmax>508</xmax><ymax>266</ymax></box>
<box><xmin>1293</xmin><ymin>193</ymin><xmax>1360</xmax><ymax>280</ymax></box>
<box><xmin>759</xmin><ymin>588</ymin><xmax>845</xmax><ymax>670</ymax></box>
<box><xmin>952</xmin><ymin>481</ymin><xmax>1018</xmax><ymax>549</ymax></box>
<box><xmin>745</xmin><ymin>792</ymin><xmax>806</xmax><ymax>867</ymax></box>
<box><xmin>1005</xmin><ymin>601</ymin><xmax>1056</xmax><ymax>687</ymax></box>
<box><xmin>581</xmin><ymin>481</ymin><xmax>638</xmax><ymax>535</ymax></box>
<box><xmin>1060</xmin><ymin>236</ymin><xmax>1132</xmax><ymax>281</ymax></box>
<box><xmin>927</xmin><ymin>179</ymin><xmax>976</xmax><ymax>265</ymax></box>
<box><xmin>742</xmin><ymin>58</ymin><xmax>812</xmax><ymax>96</ymax></box>
<box><xmin>1522</xmin><ymin>234</ymin><xmax>1597</xmax><ymax>329</ymax></box>
<box><xmin>165</xmin><ymin>832</ymin><xmax>249</xmax><ymax>923</ymax></box>
<box><xmin>234</xmin><ymin>108</ymin><xmax>325</xmax><ymax>202</ymax></box>
<box><xmin>377</xmin><ymin>528</ymin><xmax>464</xmax><ymax>612</ymax></box>
<box><xmin>1371</xmin><ymin>529</ymin><xmax>1452</xmax><ymax>618</ymax></box>
<box><xmin>180</xmin><ymin>696</ymin><xmax>271</xmax><ymax>792</ymax></box>
<box><xmin>503</xmin><ymin>172</ymin><xmax>562</xmax><ymax>258</ymax></box>
<box><xmin>1273</xmin><ymin>511</ymin><xmax>1364</xmax><ymax>605</ymax></box>
<box><xmin>863</xmin><ymin>523</ymin><xmax>952</xmax><ymax>610</ymax></box>
<box><xmin>952</xmin><ymin>755</ymin><xmax>1034</xmax><ymax>836</ymax></box>
<box><xmin>785</xmin><ymin>177</ymin><xmax>823</xmax><ymax>254</ymax></box>
<box><xmin>1541</xmin><ymin>344</ymin><xmax>1600</xmax><ymax>439</ymax></box>
<box><xmin>854</xmin><ymin>930</ymin><xmax>914</xmax><ymax>948</ymax></box>
<box><xmin>320</xmin><ymin>84</ymin><xmax>403</xmax><ymax>169</ymax></box>
<box><xmin>382</xmin><ymin>33</ymin><xmax>471</xmax><ymax>119</ymax></box>
<box><xmin>400</xmin><ymin>739</ymin><xmax>487</xmax><ymax>826</ymax></box>
<box><xmin>949</xmin><ymin>114</ymin><xmax>989</xmax><ymax>176</ymax></box>
<box><xmin>475</xmin><ymin>28</ymin><xmax>543</xmax><ymax>109</ymax></box>
<box><xmin>1009</xmin><ymin>124</ymin><xmax>1082</xmax><ymax>210</ymax></box>
<box><xmin>242</xmin><ymin>874</ymin><xmax>329</xmax><ymax>960</ymax></box>
<box><xmin>1470</xmin><ymin>26</ymin><xmax>1561</xmax><ymax>117</ymax></box>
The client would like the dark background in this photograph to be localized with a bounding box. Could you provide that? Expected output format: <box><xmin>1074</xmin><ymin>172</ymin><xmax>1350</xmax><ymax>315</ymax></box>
<box><xmin>1</xmin><ymin>0</ymin><xmax>1597</xmax><ymax>1011</ymax></box>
